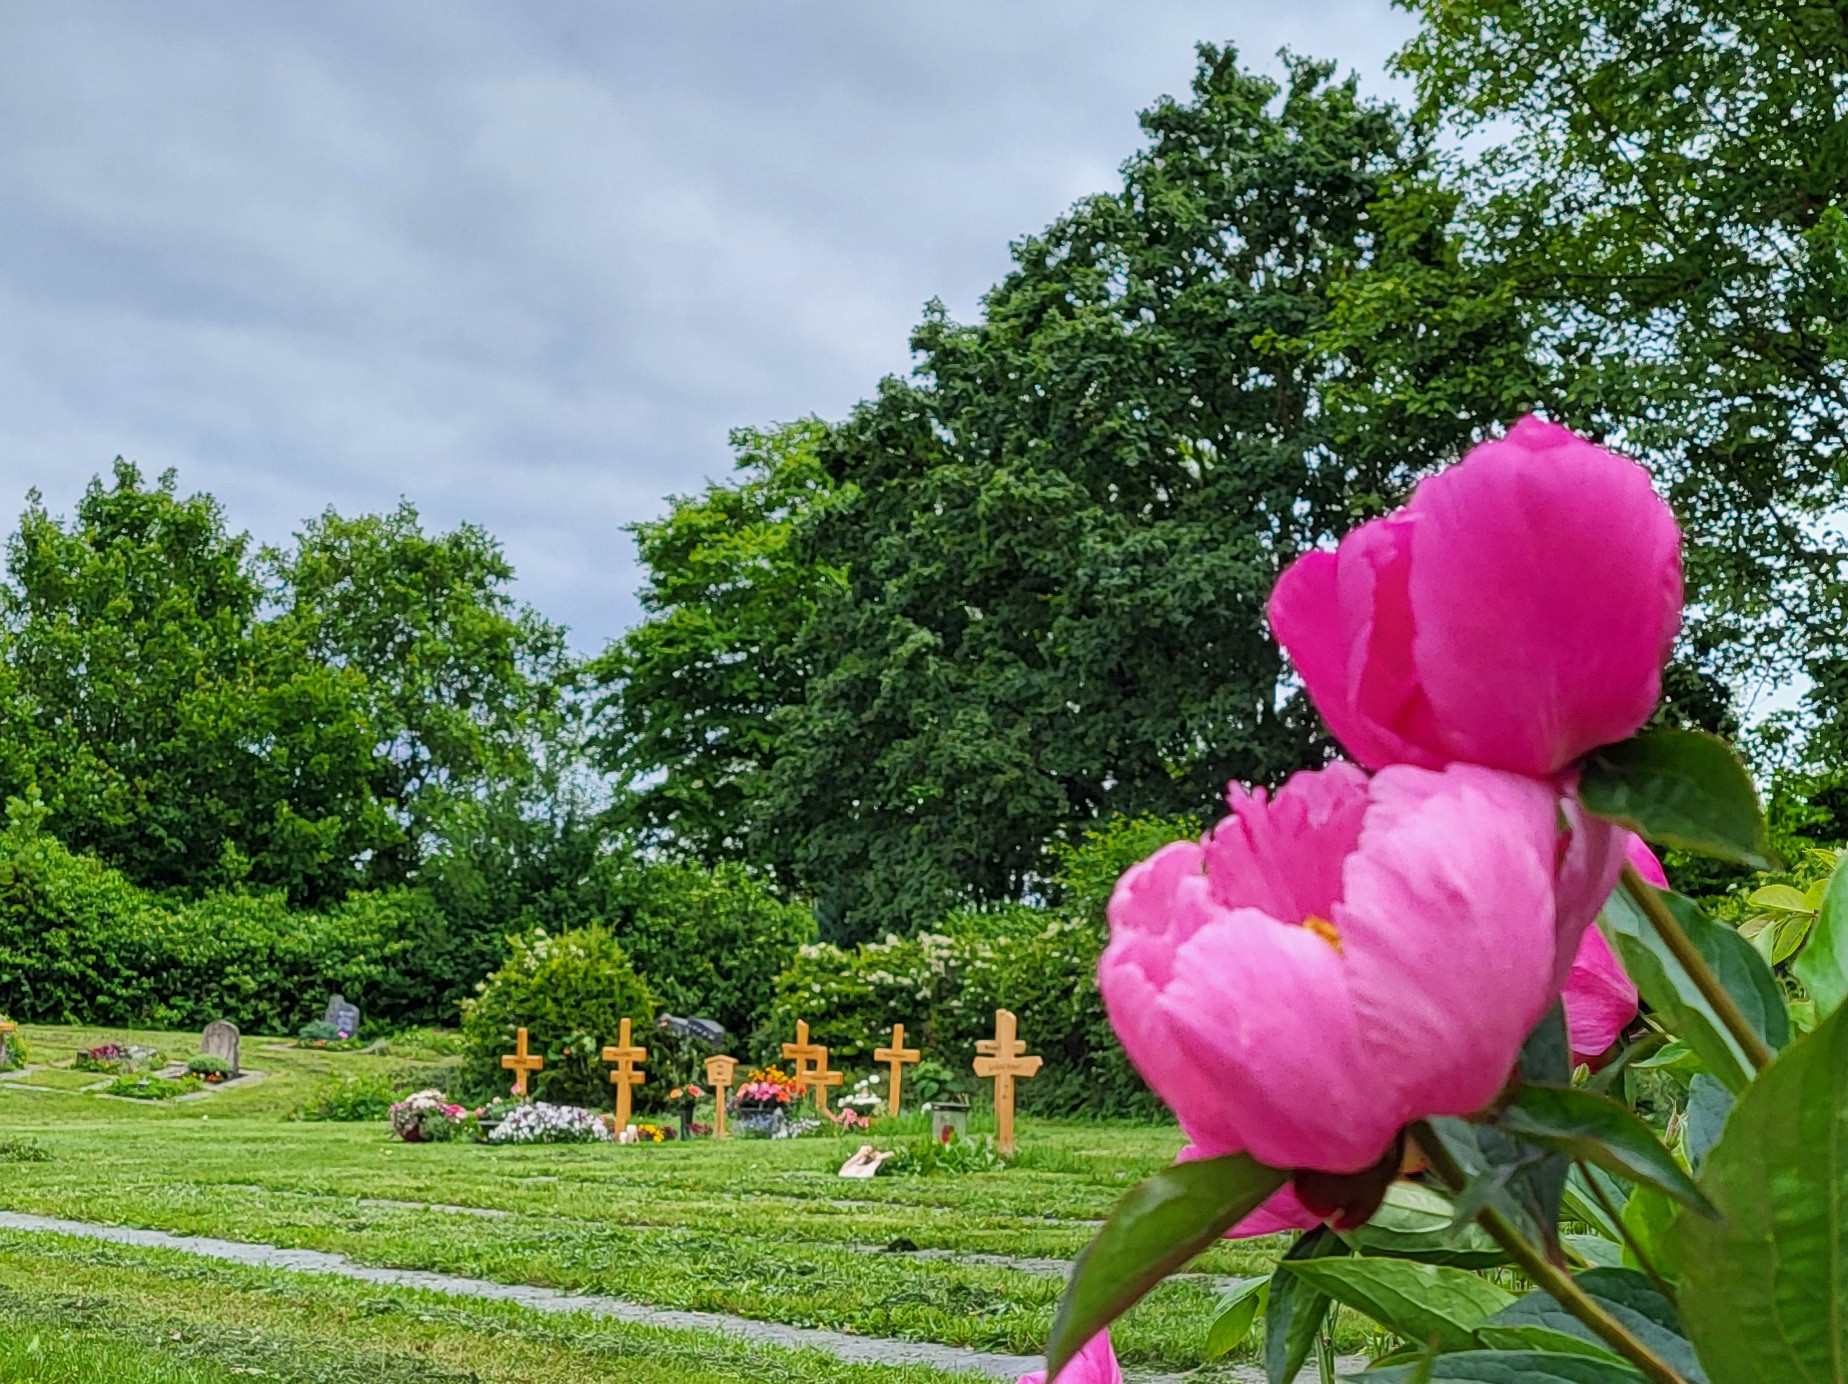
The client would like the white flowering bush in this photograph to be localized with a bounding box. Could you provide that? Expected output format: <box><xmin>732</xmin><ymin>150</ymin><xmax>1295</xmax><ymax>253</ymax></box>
<box><xmin>487</xmin><ymin>1100</ymin><xmax>613</xmax><ymax>1145</ymax></box>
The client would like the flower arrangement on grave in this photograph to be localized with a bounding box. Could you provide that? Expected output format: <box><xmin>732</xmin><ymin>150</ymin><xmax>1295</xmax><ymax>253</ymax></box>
<box><xmin>619</xmin><ymin>1120</ymin><xmax>674</xmax><ymax>1144</ymax></box>
<box><xmin>839</xmin><ymin>1073</ymin><xmax>883</xmax><ymax>1118</ymax></box>
<box><xmin>486</xmin><ymin>1101</ymin><xmax>613</xmax><ymax>1145</ymax></box>
<box><xmin>104</xmin><ymin>1073</ymin><xmax>201</xmax><ymax>1101</ymax></box>
<box><xmin>828</xmin><ymin>1106</ymin><xmax>871</xmax><ymax>1132</ymax></box>
<box><xmin>733</xmin><ymin>1065</ymin><xmax>803</xmax><ymax>1108</ymax></box>
<box><xmin>387</xmin><ymin>1089</ymin><xmax>470</xmax><ymax>1143</ymax></box>
<box><xmin>186</xmin><ymin>1054</ymin><xmax>232</xmax><ymax>1083</ymax></box>
<box><xmin>295</xmin><ymin>1020</ymin><xmax>362</xmax><ymax>1050</ymax></box>
<box><xmin>73</xmin><ymin>1043</ymin><xmax>132</xmax><ymax>1073</ymax></box>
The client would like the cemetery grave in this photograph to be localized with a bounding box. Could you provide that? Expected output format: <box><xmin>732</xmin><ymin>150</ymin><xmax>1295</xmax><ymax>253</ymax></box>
<box><xmin>0</xmin><ymin>1021</ymin><xmax>1354</xmax><ymax>1381</ymax></box>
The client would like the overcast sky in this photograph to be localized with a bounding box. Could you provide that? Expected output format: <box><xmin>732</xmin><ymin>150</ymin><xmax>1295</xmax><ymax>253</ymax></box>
<box><xmin>0</xmin><ymin>2</ymin><xmax>1414</xmax><ymax>650</ymax></box>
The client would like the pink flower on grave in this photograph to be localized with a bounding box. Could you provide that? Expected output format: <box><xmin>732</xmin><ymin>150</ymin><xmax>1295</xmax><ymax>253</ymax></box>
<box><xmin>1561</xmin><ymin>837</ymin><xmax>1663</xmax><ymax>1063</ymax></box>
<box><xmin>1016</xmin><ymin>1327</ymin><xmax>1122</xmax><ymax>1384</ymax></box>
<box><xmin>1268</xmin><ymin>416</ymin><xmax>1681</xmax><ymax>778</ymax></box>
<box><xmin>1099</xmin><ymin>760</ymin><xmax>1624</xmax><ymax>1176</ymax></box>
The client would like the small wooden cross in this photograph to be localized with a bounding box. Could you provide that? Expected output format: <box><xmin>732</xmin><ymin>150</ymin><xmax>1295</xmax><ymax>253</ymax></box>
<box><xmin>781</xmin><ymin>1020</ymin><xmax>843</xmax><ymax>1114</ymax></box>
<box><xmin>500</xmin><ymin>1027</ymin><xmax>544</xmax><ymax>1097</ymax></box>
<box><xmin>704</xmin><ymin>1054</ymin><xmax>737</xmax><ymax>1139</ymax></box>
<box><xmin>0</xmin><ymin>1018</ymin><xmax>16</xmax><ymax>1069</ymax></box>
<box><xmin>602</xmin><ymin>1018</ymin><xmax>648</xmax><ymax>1131</ymax></box>
<box><xmin>873</xmin><ymin>1023</ymin><xmax>921</xmax><ymax>1117</ymax></box>
<box><xmin>973</xmin><ymin>1009</ymin><xmax>1041</xmax><ymax>1156</ymax></box>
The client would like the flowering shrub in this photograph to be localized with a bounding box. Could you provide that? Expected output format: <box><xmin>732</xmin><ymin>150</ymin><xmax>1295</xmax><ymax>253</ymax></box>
<box><xmin>186</xmin><ymin>1054</ymin><xmax>232</xmax><ymax>1081</ymax></box>
<box><xmin>487</xmin><ymin>1101</ymin><xmax>612</xmax><ymax>1145</ymax></box>
<box><xmin>387</xmin><ymin>1089</ymin><xmax>469</xmax><ymax>1143</ymax></box>
<box><xmin>1042</xmin><ymin>419</ymin><xmax>1838</xmax><ymax>1384</ymax></box>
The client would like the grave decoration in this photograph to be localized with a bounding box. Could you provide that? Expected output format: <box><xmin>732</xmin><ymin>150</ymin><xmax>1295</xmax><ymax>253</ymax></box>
<box><xmin>388</xmin><ymin>1089</ymin><xmax>468</xmax><ymax>1142</ymax></box>
<box><xmin>873</xmin><ymin>1023</ymin><xmax>920</xmax><ymax>1116</ymax></box>
<box><xmin>656</xmin><ymin>1014</ymin><xmax>726</xmax><ymax>1138</ymax></box>
<box><xmin>731</xmin><ymin>1065</ymin><xmax>801</xmax><ymax>1137</ymax></box>
<box><xmin>973</xmin><ymin>1009</ymin><xmax>1040</xmax><ymax>1157</ymax></box>
<box><xmin>487</xmin><ymin>1101</ymin><xmax>611</xmax><ymax>1145</ymax></box>
<box><xmin>601</xmin><ymin>1017</ymin><xmax>647</xmax><ymax>1131</ymax></box>
<box><xmin>500</xmin><ymin>1026</ymin><xmax>543</xmax><ymax>1097</ymax></box>
<box><xmin>780</xmin><ymin>1020</ymin><xmax>844</xmax><ymax>1114</ymax></box>
<box><xmin>0</xmin><ymin>1018</ymin><xmax>15</xmax><ymax>1069</ymax></box>
<box><xmin>703</xmin><ymin>1054</ymin><xmax>737</xmax><ymax>1138</ymax></box>
<box><xmin>199</xmin><ymin>1019</ymin><xmax>240</xmax><ymax>1078</ymax></box>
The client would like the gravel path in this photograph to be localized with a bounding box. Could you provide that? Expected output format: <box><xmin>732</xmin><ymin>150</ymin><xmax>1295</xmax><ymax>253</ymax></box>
<box><xmin>0</xmin><ymin>1208</ymin><xmax>1364</xmax><ymax>1381</ymax></box>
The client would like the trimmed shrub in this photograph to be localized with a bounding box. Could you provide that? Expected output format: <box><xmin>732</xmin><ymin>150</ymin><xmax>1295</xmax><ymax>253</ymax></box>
<box><xmin>458</xmin><ymin>925</ymin><xmax>655</xmax><ymax>1108</ymax></box>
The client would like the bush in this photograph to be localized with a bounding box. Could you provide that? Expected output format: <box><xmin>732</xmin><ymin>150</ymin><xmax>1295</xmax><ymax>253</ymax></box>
<box><xmin>458</xmin><ymin>925</ymin><xmax>655</xmax><ymax>1108</ymax></box>
<box><xmin>186</xmin><ymin>1054</ymin><xmax>232</xmax><ymax>1078</ymax></box>
<box><xmin>103</xmin><ymin>1074</ymin><xmax>198</xmax><ymax>1100</ymax></box>
<box><xmin>770</xmin><ymin>814</ymin><xmax>1195</xmax><ymax>1116</ymax></box>
<box><xmin>0</xmin><ymin>796</ymin><xmax>467</xmax><ymax>1032</ymax></box>
<box><xmin>295</xmin><ymin>1072</ymin><xmax>397</xmax><ymax>1122</ymax></box>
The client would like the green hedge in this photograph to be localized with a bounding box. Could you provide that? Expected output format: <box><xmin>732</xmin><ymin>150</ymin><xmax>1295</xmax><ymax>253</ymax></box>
<box><xmin>769</xmin><ymin>814</ymin><xmax>1197</xmax><ymax>1116</ymax></box>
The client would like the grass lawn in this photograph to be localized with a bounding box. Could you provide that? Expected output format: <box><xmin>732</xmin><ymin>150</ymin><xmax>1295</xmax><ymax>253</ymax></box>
<box><xmin>0</xmin><ymin>1023</ymin><xmax>1357</xmax><ymax>1380</ymax></box>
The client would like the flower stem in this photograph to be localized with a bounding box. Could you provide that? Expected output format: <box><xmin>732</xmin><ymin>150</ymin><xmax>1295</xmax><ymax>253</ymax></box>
<box><xmin>1620</xmin><ymin>863</ymin><xmax>1772</xmax><ymax>1072</ymax></box>
<box><xmin>1410</xmin><ymin>1123</ymin><xmax>1691</xmax><ymax>1384</ymax></box>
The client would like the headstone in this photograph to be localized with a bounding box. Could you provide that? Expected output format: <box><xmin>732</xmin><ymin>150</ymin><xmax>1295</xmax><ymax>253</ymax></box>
<box><xmin>704</xmin><ymin>1054</ymin><xmax>738</xmax><ymax>1138</ymax></box>
<box><xmin>500</xmin><ymin>1026</ymin><xmax>543</xmax><ymax>1097</ymax></box>
<box><xmin>973</xmin><ymin>1008</ymin><xmax>1041</xmax><ymax>1156</ymax></box>
<box><xmin>201</xmin><ymin>1019</ymin><xmax>240</xmax><ymax>1076</ymax></box>
<box><xmin>781</xmin><ymin>1020</ymin><xmax>844</xmax><ymax>1114</ymax></box>
<box><xmin>323</xmin><ymin>994</ymin><xmax>361</xmax><ymax>1038</ymax></box>
<box><xmin>602</xmin><ymin>1018</ymin><xmax>647</xmax><ymax>1131</ymax></box>
<box><xmin>874</xmin><ymin>1023</ymin><xmax>921</xmax><ymax>1117</ymax></box>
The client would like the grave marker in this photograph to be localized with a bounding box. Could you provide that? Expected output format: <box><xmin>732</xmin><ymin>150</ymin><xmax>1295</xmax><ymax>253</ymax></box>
<box><xmin>500</xmin><ymin>1026</ymin><xmax>543</xmax><ymax>1096</ymax></box>
<box><xmin>602</xmin><ymin>1018</ymin><xmax>647</xmax><ymax>1131</ymax></box>
<box><xmin>973</xmin><ymin>1009</ymin><xmax>1041</xmax><ymax>1156</ymax></box>
<box><xmin>704</xmin><ymin>1054</ymin><xmax>737</xmax><ymax>1138</ymax></box>
<box><xmin>781</xmin><ymin>1020</ymin><xmax>843</xmax><ymax>1114</ymax></box>
<box><xmin>0</xmin><ymin>1017</ymin><xmax>16</xmax><ymax>1069</ymax></box>
<box><xmin>323</xmin><ymin>994</ymin><xmax>361</xmax><ymax>1038</ymax></box>
<box><xmin>873</xmin><ymin>1023</ymin><xmax>921</xmax><ymax>1116</ymax></box>
<box><xmin>201</xmin><ymin>1019</ymin><xmax>240</xmax><ymax>1076</ymax></box>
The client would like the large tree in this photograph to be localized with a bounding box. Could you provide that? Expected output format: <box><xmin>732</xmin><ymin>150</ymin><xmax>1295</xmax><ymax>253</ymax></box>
<box><xmin>759</xmin><ymin>49</ymin><xmax>1543</xmax><ymax>941</ymax></box>
<box><xmin>0</xmin><ymin>463</ymin><xmax>386</xmax><ymax>901</ymax></box>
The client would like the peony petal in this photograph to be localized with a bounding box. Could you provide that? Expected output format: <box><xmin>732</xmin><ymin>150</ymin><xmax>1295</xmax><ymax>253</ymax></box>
<box><xmin>1014</xmin><ymin>1326</ymin><xmax>1124</xmax><ymax>1384</ymax></box>
<box><xmin>1206</xmin><ymin>763</ymin><xmax>1370</xmax><ymax>923</ymax></box>
<box><xmin>1563</xmin><ymin>925</ymin><xmax>1637</xmax><ymax>1062</ymax></box>
<box><xmin>1337</xmin><ymin>765</ymin><xmax>1566</xmax><ymax>1142</ymax></box>
<box><xmin>1403</xmin><ymin>417</ymin><xmax>1683</xmax><ymax>775</ymax></box>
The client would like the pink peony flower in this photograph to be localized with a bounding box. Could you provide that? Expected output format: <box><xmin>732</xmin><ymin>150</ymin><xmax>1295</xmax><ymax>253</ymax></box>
<box><xmin>1561</xmin><ymin>836</ymin><xmax>1663</xmax><ymax>1063</ymax></box>
<box><xmin>1016</xmin><ymin>1327</ymin><xmax>1122</xmax><ymax>1384</ymax></box>
<box><xmin>1100</xmin><ymin>761</ymin><xmax>1624</xmax><ymax>1174</ymax></box>
<box><xmin>1268</xmin><ymin>416</ymin><xmax>1682</xmax><ymax>778</ymax></box>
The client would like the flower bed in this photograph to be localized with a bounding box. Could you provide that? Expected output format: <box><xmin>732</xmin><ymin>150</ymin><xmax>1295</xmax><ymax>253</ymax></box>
<box><xmin>103</xmin><ymin>1074</ymin><xmax>201</xmax><ymax>1101</ymax></box>
<box><xmin>387</xmin><ymin>1089</ymin><xmax>469</xmax><ymax>1142</ymax></box>
<box><xmin>488</xmin><ymin>1101</ymin><xmax>612</xmax><ymax>1145</ymax></box>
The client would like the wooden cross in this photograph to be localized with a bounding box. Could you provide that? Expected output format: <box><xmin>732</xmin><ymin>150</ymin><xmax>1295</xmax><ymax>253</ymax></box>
<box><xmin>602</xmin><ymin>1018</ymin><xmax>647</xmax><ymax>1131</ymax></box>
<box><xmin>0</xmin><ymin>1018</ymin><xmax>15</xmax><ymax>1069</ymax></box>
<box><xmin>973</xmin><ymin>1009</ymin><xmax>1041</xmax><ymax>1156</ymax></box>
<box><xmin>874</xmin><ymin>1023</ymin><xmax>921</xmax><ymax>1117</ymax></box>
<box><xmin>781</xmin><ymin>1020</ymin><xmax>843</xmax><ymax>1114</ymax></box>
<box><xmin>500</xmin><ymin>1027</ymin><xmax>544</xmax><ymax>1097</ymax></box>
<box><xmin>704</xmin><ymin>1054</ymin><xmax>737</xmax><ymax>1139</ymax></box>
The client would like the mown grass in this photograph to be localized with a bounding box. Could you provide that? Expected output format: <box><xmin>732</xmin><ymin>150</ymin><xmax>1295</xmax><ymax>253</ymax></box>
<box><xmin>0</xmin><ymin>1023</ymin><xmax>1353</xmax><ymax>1374</ymax></box>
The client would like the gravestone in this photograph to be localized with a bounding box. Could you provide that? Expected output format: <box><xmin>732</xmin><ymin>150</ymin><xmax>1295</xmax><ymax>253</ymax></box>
<box><xmin>323</xmin><ymin>994</ymin><xmax>361</xmax><ymax>1038</ymax></box>
<box><xmin>201</xmin><ymin>1019</ymin><xmax>240</xmax><ymax>1076</ymax></box>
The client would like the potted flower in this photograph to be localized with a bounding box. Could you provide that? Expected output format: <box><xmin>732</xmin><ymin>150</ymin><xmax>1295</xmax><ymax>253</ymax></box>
<box><xmin>387</xmin><ymin>1089</ymin><xmax>469</xmax><ymax>1143</ymax></box>
<box><xmin>732</xmin><ymin>1065</ymin><xmax>802</xmax><ymax>1137</ymax></box>
<box><xmin>667</xmin><ymin>1083</ymin><xmax>704</xmax><ymax>1140</ymax></box>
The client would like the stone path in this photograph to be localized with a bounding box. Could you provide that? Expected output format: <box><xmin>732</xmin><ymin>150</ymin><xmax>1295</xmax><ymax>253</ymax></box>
<box><xmin>0</xmin><ymin>1209</ymin><xmax>1365</xmax><ymax>1381</ymax></box>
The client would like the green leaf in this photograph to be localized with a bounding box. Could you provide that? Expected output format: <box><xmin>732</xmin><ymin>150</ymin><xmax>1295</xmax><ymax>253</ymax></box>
<box><xmin>1496</xmin><ymin>1084</ymin><xmax>1714</xmax><ymax>1216</ymax></box>
<box><xmin>1264</xmin><ymin>1226</ymin><xmax>1346</xmax><ymax>1384</ymax></box>
<box><xmin>1747</xmin><ymin>884</ymin><xmax>1812</xmax><ymax>913</ymax></box>
<box><xmin>1795</xmin><ymin>851</ymin><xmax>1848</xmax><ymax>1018</ymax></box>
<box><xmin>1578</xmin><ymin>729</ymin><xmax>1774</xmax><ymax>869</ymax></box>
<box><xmin>1486</xmin><ymin>1268</ymin><xmax>1703</xmax><ymax>1383</ymax></box>
<box><xmin>1359</xmin><ymin>1350</ymin><xmax>1651</xmax><ymax>1382</ymax></box>
<box><xmin>1564</xmin><ymin>1234</ymin><xmax>1625</xmax><ymax>1268</ymax></box>
<box><xmin>1281</xmin><ymin>1257</ymin><xmax>1514</xmax><ymax>1352</ymax></box>
<box><xmin>1473</xmin><ymin>1326</ymin><xmax>1624</xmax><ymax>1362</ymax></box>
<box><xmin>1627</xmin><ymin>1039</ymin><xmax>1700</xmax><ymax>1075</ymax></box>
<box><xmin>1340</xmin><ymin>1181</ymin><xmax>1506</xmax><ymax>1268</ymax></box>
<box><xmin>1045</xmin><ymin>1152</ymin><xmax>1284</xmax><ymax>1380</ymax></box>
<box><xmin>1772</xmin><ymin>914</ymin><xmax>1814</xmax><ymax>965</ymax></box>
<box><xmin>1562</xmin><ymin>1164</ymin><xmax>1629</xmax><ymax>1243</ymax></box>
<box><xmin>1619</xmin><ymin>1185</ymin><xmax>1683</xmax><ymax>1283</ymax></box>
<box><xmin>1673</xmin><ymin>1000</ymin><xmax>1848</xmax><ymax>1382</ymax></box>
<box><xmin>1600</xmin><ymin>886</ymin><xmax>1788</xmax><ymax>1093</ymax></box>
<box><xmin>1681</xmin><ymin>1074</ymin><xmax>1732</xmax><ymax>1174</ymax></box>
<box><xmin>1204</xmin><ymin>1278</ymin><xmax>1266</xmax><ymax>1359</ymax></box>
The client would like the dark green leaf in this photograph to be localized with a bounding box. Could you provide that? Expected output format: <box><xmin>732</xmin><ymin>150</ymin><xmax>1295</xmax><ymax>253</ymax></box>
<box><xmin>1486</xmin><ymin>1269</ymin><xmax>1703</xmax><ymax>1383</ymax></box>
<box><xmin>1673</xmin><ymin>1000</ymin><xmax>1848</xmax><ymax>1382</ymax></box>
<box><xmin>1562</xmin><ymin>1164</ymin><xmax>1630</xmax><ymax>1244</ymax></box>
<box><xmin>1265</xmin><ymin>1226</ymin><xmax>1347</xmax><ymax>1384</ymax></box>
<box><xmin>1681</xmin><ymin>1075</ymin><xmax>1732</xmax><ymax>1174</ymax></box>
<box><xmin>1473</xmin><ymin>1326</ymin><xmax>1623</xmax><ymax>1362</ymax></box>
<box><xmin>1794</xmin><ymin>851</ymin><xmax>1848</xmax><ymax>1018</ymax></box>
<box><xmin>1357</xmin><ymin>1349</ymin><xmax>1649</xmax><ymax>1382</ymax></box>
<box><xmin>1601</xmin><ymin>886</ymin><xmax>1788</xmax><ymax>1093</ymax></box>
<box><xmin>1204</xmin><ymin>1278</ymin><xmax>1266</xmax><ymax>1359</ymax></box>
<box><xmin>1619</xmin><ymin>1186</ymin><xmax>1683</xmax><ymax>1284</ymax></box>
<box><xmin>1046</xmin><ymin>1152</ymin><xmax>1285</xmax><ymax>1379</ymax></box>
<box><xmin>1283</xmin><ymin>1256</ymin><xmax>1513</xmax><ymax>1352</ymax></box>
<box><xmin>1578</xmin><ymin>729</ymin><xmax>1774</xmax><ymax>869</ymax></box>
<box><xmin>1340</xmin><ymin>1181</ymin><xmax>1506</xmax><ymax>1268</ymax></box>
<box><xmin>1497</xmin><ymin>1084</ymin><xmax>1714</xmax><ymax>1216</ymax></box>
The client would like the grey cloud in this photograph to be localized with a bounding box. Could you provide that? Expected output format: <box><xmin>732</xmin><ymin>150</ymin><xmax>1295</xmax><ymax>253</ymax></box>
<box><xmin>0</xmin><ymin>0</ymin><xmax>1413</xmax><ymax>649</ymax></box>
